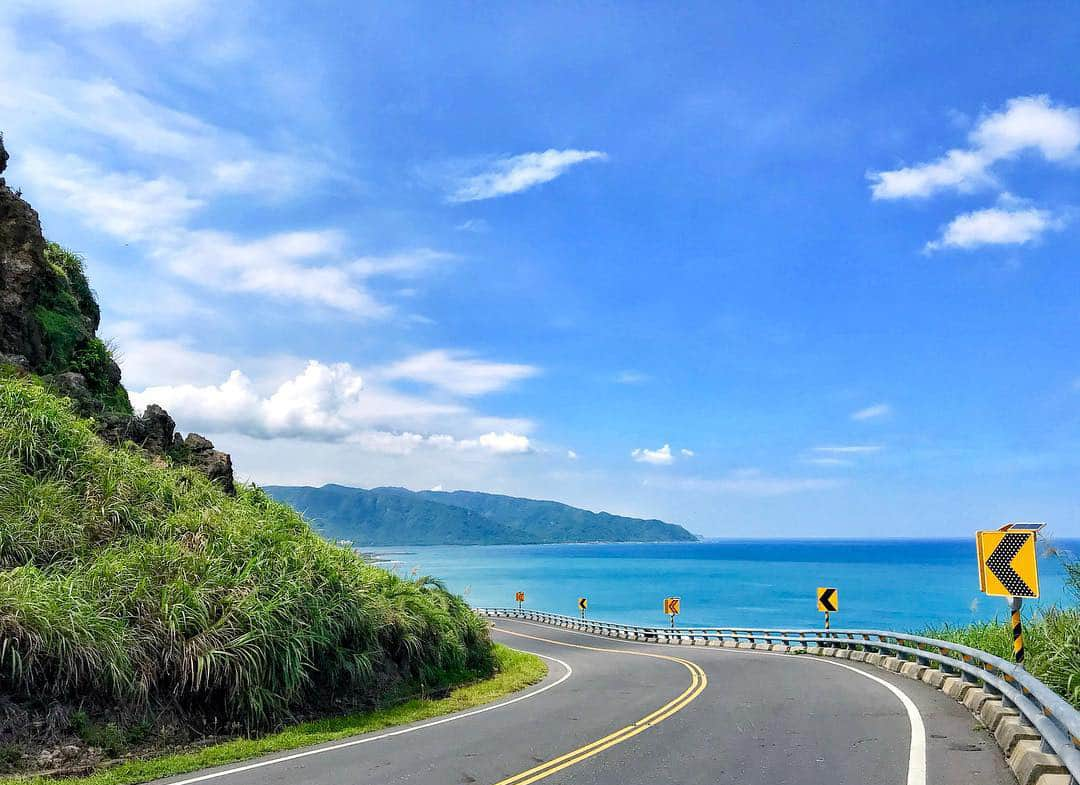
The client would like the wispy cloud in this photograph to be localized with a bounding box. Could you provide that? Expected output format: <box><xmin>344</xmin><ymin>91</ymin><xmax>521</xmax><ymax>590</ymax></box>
<box><xmin>614</xmin><ymin>370</ymin><xmax>651</xmax><ymax>385</ymax></box>
<box><xmin>924</xmin><ymin>205</ymin><xmax>1063</xmax><ymax>252</ymax></box>
<box><xmin>851</xmin><ymin>403</ymin><xmax>892</xmax><ymax>421</ymax></box>
<box><xmin>9</xmin><ymin>0</ymin><xmax>212</xmax><ymax>37</ymax></box>
<box><xmin>378</xmin><ymin>350</ymin><xmax>540</xmax><ymax>396</ymax></box>
<box><xmin>447</xmin><ymin>149</ymin><xmax>607</xmax><ymax>203</ymax></box>
<box><xmin>811</xmin><ymin>445</ymin><xmax>883</xmax><ymax>455</ymax></box>
<box><xmin>869</xmin><ymin>95</ymin><xmax>1080</xmax><ymax>200</ymax></box>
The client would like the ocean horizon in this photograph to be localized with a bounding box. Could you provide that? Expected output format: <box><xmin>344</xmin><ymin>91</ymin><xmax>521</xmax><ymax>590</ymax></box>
<box><xmin>369</xmin><ymin>538</ymin><xmax>1079</xmax><ymax>632</ymax></box>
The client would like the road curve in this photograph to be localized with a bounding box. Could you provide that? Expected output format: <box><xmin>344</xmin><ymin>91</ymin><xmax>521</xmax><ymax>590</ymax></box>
<box><xmin>152</xmin><ymin>617</ymin><xmax>1016</xmax><ymax>785</ymax></box>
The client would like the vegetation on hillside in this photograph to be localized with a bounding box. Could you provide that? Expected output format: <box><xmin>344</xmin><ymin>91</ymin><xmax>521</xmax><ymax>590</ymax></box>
<box><xmin>34</xmin><ymin>243</ymin><xmax>130</xmax><ymax>415</ymax></box>
<box><xmin>0</xmin><ymin>375</ymin><xmax>493</xmax><ymax>749</ymax></box>
<box><xmin>927</xmin><ymin>558</ymin><xmax>1080</xmax><ymax>708</ymax></box>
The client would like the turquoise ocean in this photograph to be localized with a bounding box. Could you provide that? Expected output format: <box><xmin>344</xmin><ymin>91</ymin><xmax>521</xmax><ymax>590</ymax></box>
<box><xmin>368</xmin><ymin>539</ymin><xmax>1080</xmax><ymax>632</ymax></box>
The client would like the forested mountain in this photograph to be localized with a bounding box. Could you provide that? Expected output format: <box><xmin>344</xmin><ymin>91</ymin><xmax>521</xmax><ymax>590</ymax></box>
<box><xmin>266</xmin><ymin>484</ymin><xmax>698</xmax><ymax>545</ymax></box>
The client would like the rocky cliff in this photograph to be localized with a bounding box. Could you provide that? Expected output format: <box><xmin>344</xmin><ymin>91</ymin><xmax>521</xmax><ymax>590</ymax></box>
<box><xmin>0</xmin><ymin>134</ymin><xmax>235</xmax><ymax>492</ymax></box>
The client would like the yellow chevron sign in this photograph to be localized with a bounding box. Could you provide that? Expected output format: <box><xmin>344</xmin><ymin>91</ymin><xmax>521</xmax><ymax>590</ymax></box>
<box><xmin>663</xmin><ymin>597</ymin><xmax>681</xmax><ymax>615</ymax></box>
<box><xmin>578</xmin><ymin>597</ymin><xmax>588</xmax><ymax>611</ymax></box>
<box><xmin>977</xmin><ymin>530</ymin><xmax>1040</xmax><ymax>598</ymax></box>
<box><xmin>816</xmin><ymin>587</ymin><xmax>838</xmax><ymax>612</ymax></box>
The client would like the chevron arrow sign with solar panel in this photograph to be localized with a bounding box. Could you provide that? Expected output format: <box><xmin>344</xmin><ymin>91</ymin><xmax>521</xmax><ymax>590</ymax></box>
<box><xmin>977</xmin><ymin>529</ymin><xmax>1040</xmax><ymax>599</ymax></box>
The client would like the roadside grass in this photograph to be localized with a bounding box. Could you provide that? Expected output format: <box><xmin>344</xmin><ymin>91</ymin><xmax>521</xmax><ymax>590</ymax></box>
<box><xmin>926</xmin><ymin>607</ymin><xmax>1080</xmax><ymax>708</ymax></box>
<box><xmin>0</xmin><ymin>645</ymin><xmax>545</xmax><ymax>785</ymax></box>
<box><xmin>0</xmin><ymin>374</ymin><xmax>493</xmax><ymax>729</ymax></box>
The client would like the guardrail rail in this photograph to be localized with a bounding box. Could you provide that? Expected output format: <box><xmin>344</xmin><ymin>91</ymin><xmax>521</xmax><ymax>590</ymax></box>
<box><xmin>477</xmin><ymin>607</ymin><xmax>1080</xmax><ymax>785</ymax></box>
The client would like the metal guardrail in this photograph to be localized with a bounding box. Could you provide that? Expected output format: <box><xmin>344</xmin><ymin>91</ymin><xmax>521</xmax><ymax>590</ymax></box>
<box><xmin>477</xmin><ymin>607</ymin><xmax>1080</xmax><ymax>782</ymax></box>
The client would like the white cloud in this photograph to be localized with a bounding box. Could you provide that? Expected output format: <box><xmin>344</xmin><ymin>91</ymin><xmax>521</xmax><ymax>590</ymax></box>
<box><xmin>448</xmin><ymin>149</ymin><xmax>607</xmax><ymax>202</ymax></box>
<box><xmin>455</xmin><ymin>219</ymin><xmax>490</xmax><ymax>233</ymax></box>
<box><xmin>129</xmin><ymin>357</ymin><xmax>533</xmax><ymax>457</ymax></box>
<box><xmin>870</xmin><ymin>96</ymin><xmax>1080</xmax><ymax>200</ymax></box>
<box><xmin>567</xmin><ymin>450</ymin><xmax>578</xmax><ymax>460</ymax></box>
<box><xmin>811</xmin><ymin>445</ymin><xmax>883</xmax><ymax>454</ymax></box>
<box><xmin>804</xmin><ymin>457</ymin><xmax>851</xmax><ymax>467</ymax></box>
<box><xmin>851</xmin><ymin>403</ymin><xmax>892</xmax><ymax>421</ymax></box>
<box><xmin>924</xmin><ymin>206</ymin><xmax>1062</xmax><ymax>252</ymax></box>
<box><xmin>379</xmin><ymin>350</ymin><xmax>539</xmax><ymax>396</ymax></box>
<box><xmin>614</xmin><ymin>370</ymin><xmax>650</xmax><ymax>385</ymax></box>
<box><xmin>350</xmin><ymin>249</ymin><xmax>457</xmax><ymax>279</ymax></box>
<box><xmin>632</xmin><ymin>444</ymin><xmax>674</xmax><ymax>465</ymax></box>
<box><xmin>474</xmin><ymin>432</ymin><xmax>532</xmax><ymax>454</ymax></box>
<box><xmin>159</xmin><ymin>229</ymin><xmax>392</xmax><ymax>315</ymax></box>
<box><xmin>680</xmin><ymin>448</ymin><xmax>695</xmax><ymax>457</ymax></box>
<box><xmin>18</xmin><ymin>150</ymin><xmax>202</xmax><ymax>242</ymax></box>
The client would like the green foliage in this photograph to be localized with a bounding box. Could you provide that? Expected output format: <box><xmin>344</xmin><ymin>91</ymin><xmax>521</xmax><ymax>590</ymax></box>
<box><xmin>0</xmin><ymin>645</ymin><xmax>543</xmax><ymax>785</ymax></box>
<box><xmin>927</xmin><ymin>560</ymin><xmax>1080</xmax><ymax>708</ymax></box>
<box><xmin>42</xmin><ymin>243</ymin><xmax>99</xmax><ymax>332</ymax></box>
<box><xmin>0</xmin><ymin>376</ymin><xmax>493</xmax><ymax>729</ymax></box>
<box><xmin>30</xmin><ymin>244</ymin><xmax>130</xmax><ymax>415</ymax></box>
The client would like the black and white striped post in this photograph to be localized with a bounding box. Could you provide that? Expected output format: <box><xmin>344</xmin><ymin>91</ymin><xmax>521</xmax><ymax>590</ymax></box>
<box><xmin>1009</xmin><ymin>596</ymin><xmax>1024</xmax><ymax>666</ymax></box>
<box><xmin>824</xmin><ymin>611</ymin><xmax>830</xmax><ymax>630</ymax></box>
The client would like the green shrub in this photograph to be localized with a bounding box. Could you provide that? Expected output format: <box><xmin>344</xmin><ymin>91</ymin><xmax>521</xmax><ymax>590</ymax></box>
<box><xmin>0</xmin><ymin>375</ymin><xmax>493</xmax><ymax>728</ymax></box>
<box><xmin>927</xmin><ymin>556</ymin><xmax>1080</xmax><ymax>708</ymax></box>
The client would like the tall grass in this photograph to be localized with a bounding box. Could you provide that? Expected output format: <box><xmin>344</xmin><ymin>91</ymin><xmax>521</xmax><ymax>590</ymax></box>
<box><xmin>926</xmin><ymin>555</ymin><xmax>1080</xmax><ymax>708</ymax></box>
<box><xmin>0</xmin><ymin>376</ymin><xmax>493</xmax><ymax>728</ymax></box>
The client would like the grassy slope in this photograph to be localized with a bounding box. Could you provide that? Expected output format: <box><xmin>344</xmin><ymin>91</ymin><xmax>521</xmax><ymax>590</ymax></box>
<box><xmin>0</xmin><ymin>645</ymin><xmax>545</xmax><ymax>785</ymax></box>
<box><xmin>0</xmin><ymin>375</ymin><xmax>493</xmax><ymax>739</ymax></box>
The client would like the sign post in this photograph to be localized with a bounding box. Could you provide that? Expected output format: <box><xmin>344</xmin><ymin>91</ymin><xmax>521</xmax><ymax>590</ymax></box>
<box><xmin>663</xmin><ymin>597</ymin><xmax>681</xmax><ymax>628</ymax></box>
<box><xmin>515</xmin><ymin>591</ymin><xmax>525</xmax><ymax>610</ymax></box>
<box><xmin>817</xmin><ymin>587</ymin><xmax>838</xmax><ymax>630</ymax></box>
<box><xmin>977</xmin><ymin>522</ymin><xmax>1043</xmax><ymax>666</ymax></box>
<box><xmin>578</xmin><ymin>597</ymin><xmax>588</xmax><ymax>619</ymax></box>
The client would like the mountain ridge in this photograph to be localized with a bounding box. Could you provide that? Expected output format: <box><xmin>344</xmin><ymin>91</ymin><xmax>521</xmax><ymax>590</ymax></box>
<box><xmin>266</xmin><ymin>483</ymin><xmax>698</xmax><ymax>546</ymax></box>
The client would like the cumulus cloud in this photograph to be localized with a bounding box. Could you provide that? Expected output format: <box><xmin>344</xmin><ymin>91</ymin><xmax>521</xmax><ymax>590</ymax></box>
<box><xmin>851</xmin><ymin>403</ymin><xmax>891</xmax><ymax>421</ymax></box>
<box><xmin>379</xmin><ymin>350</ymin><xmax>539</xmax><ymax>396</ymax></box>
<box><xmin>869</xmin><ymin>95</ymin><xmax>1080</xmax><ymax>200</ymax></box>
<box><xmin>924</xmin><ymin>206</ymin><xmax>1062</xmax><ymax>252</ymax></box>
<box><xmin>632</xmin><ymin>444</ymin><xmax>674</xmax><ymax>465</ymax></box>
<box><xmin>129</xmin><ymin>358</ymin><xmax>532</xmax><ymax>456</ymax></box>
<box><xmin>448</xmin><ymin>149</ymin><xmax>607</xmax><ymax>202</ymax></box>
<box><xmin>680</xmin><ymin>448</ymin><xmax>695</xmax><ymax>457</ymax></box>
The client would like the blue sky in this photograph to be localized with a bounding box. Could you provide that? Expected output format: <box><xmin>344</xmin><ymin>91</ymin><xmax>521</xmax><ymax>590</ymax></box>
<box><xmin>3</xmin><ymin>2</ymin><xmax>1079</xmax><ymax>537</ymax></box>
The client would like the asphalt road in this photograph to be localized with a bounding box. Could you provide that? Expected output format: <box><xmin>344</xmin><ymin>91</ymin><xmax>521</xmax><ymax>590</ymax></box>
<box><xmin>155</xmin><ymin>617</ymin><xmax>1016</xmax><ymax>785</ymax></box>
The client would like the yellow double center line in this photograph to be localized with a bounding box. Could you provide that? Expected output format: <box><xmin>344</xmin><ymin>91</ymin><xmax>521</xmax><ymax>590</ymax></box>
<box><xmin>492</xmin><ymin>626</ymin><xmax>708</xmax><ymax>785</ymax></box>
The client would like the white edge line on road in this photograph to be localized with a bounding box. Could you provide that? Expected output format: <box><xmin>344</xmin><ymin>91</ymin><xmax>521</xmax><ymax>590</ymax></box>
<box><xmin>504</xmin><ymin>619</ymin><xmax>927</xmax><ymax>785</ymax></box>
<box><xmin>162</xmin><ymin>652</ymin><xmax>573</xmax><ymax>785</ymax></box>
